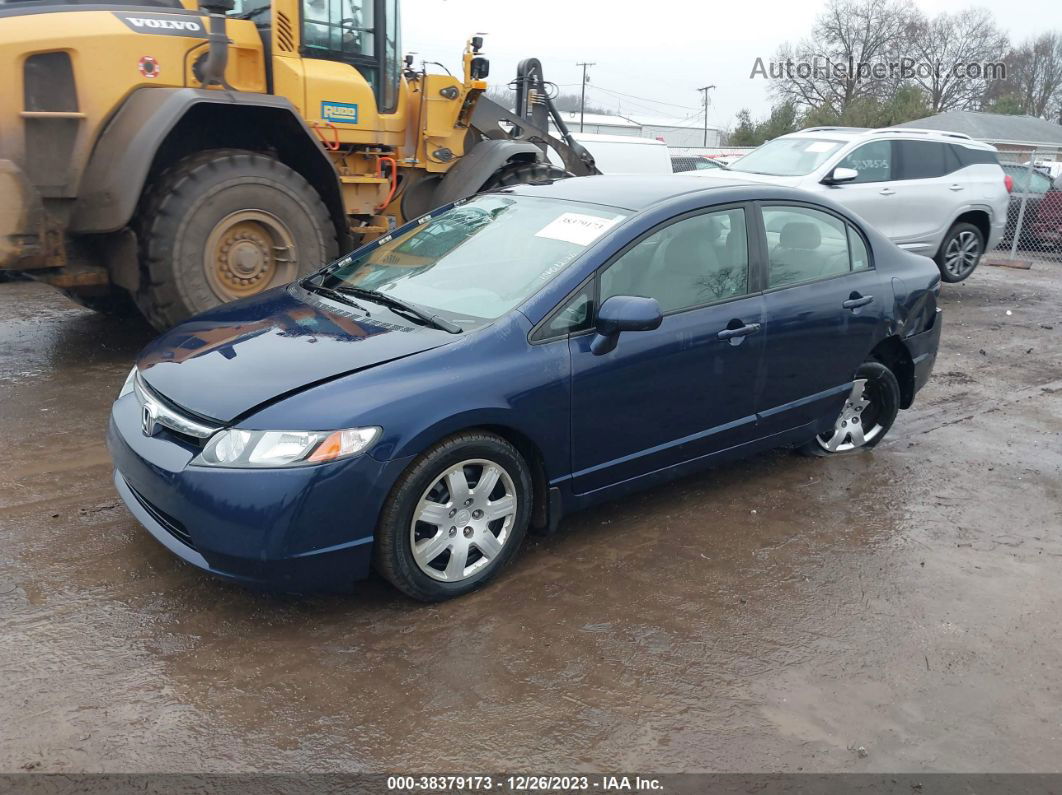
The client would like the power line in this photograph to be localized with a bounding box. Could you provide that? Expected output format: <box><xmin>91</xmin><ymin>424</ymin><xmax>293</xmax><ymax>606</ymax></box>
<box><xmin>588</xmin><ymin>84</ymin><xmax>700</xmax><ymax>112</ymax></box>
<box><xmin>586</xmin><ymin>89</ymin><xmax>663</xmax><ymax>119</ymax></box>
<box><xmin>584</xmin><ymin>86</ymin><xmax>708</xmax><ymax>124</ymax></box>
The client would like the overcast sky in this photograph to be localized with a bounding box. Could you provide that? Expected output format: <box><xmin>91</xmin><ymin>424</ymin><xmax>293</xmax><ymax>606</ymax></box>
<box><xmin>403</xmin><ymin>0</ymin><xmax>1059</xmax><ymax>130</ymax></box>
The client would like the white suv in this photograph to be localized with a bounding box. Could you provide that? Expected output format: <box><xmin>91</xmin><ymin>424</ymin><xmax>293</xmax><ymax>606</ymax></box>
<box><xmin>688</xmin><ymin>127</ymin><xmax>1009</xmax><ymax>282</ymax></box>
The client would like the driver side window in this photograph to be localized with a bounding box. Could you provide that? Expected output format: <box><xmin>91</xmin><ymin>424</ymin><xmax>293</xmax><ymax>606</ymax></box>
<box><xmin>600</xmin><ymin>208</ymin><xmax>749</xmax><ymax>314</ymax></box>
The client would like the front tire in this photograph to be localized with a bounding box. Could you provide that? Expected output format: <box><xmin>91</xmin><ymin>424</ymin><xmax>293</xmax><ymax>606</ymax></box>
<box><xmin>935</xmin><ymin>222</ymin><xmax>984</xmax><ymax>283</ymax></box>
<box><xmin>136</xmin><ymin>149</ymin><xmax>338</xmax><ymax>331</ymax></box>
<box><xmin>800</xmin><ymin>361</ymin><xmax>900</xmax><ymax>457</ymax></box>
<box><xmin>374</xmin><ymin>432</ymin><xmax>533</xmax><ymax>602</ymax></box>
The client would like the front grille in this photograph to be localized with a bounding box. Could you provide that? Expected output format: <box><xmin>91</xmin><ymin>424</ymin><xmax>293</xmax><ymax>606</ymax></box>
<box><xmin>134</xmin><ymin>374</ymin><xmax>221</xmax><ymax>446</ymax></box>
<box><xmin>128</xmin><ymin>484</ymin><xmax>196</xmax><ymax>550</ymax></box>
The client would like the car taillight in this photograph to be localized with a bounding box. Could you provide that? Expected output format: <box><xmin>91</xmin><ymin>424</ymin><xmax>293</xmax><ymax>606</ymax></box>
<box><xmin>1005</xmin><ymin>175</ymin><xmax>1014</xmax><ymax>193</ymax></box>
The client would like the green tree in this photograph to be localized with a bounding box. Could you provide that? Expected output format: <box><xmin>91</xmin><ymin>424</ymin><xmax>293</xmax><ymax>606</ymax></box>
<box><xmin>729</xmin><ymin>109</ymin><xmax>759</xmax><ymax>146</ymax></box>
<box><xmin>837</xmin><ymin>85</ymin><xmax>930</xmax><ymax>126</ymax></box>
<box><xmin>801</xmin><ymin>104</ymin><xmax>842</xmax><ymax>128</ymax></box>
<box><xmin>728</xmin><ymin>103</ymin><xmax>800</xmax><ymax>147</ymax></box>
<box><xmin>984</xmin><ymin>93</ymin><xmax>1027</xmax><ymax>115</ymax></box>
<box><xmin>761</xmin><ymin>101</ymin><xmax>799</xmax><ymax>139</ymax></box>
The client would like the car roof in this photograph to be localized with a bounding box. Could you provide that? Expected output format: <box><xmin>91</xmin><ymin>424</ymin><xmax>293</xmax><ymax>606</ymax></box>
<box><xmin>500</xmin><ymin>174</ymin><xmax>760</xmax><ymax>211</ymax></box>
<box><xmin>777</xmin><ymin>126</ymin><xmax>997</xmax><ymax>151</ymax></box>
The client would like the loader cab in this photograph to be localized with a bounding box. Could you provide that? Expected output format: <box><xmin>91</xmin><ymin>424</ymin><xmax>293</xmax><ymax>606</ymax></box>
<box><xmin>298</xmin><ymin>0</ymin><xmax>402</xmax><ymax>115</ymax></box>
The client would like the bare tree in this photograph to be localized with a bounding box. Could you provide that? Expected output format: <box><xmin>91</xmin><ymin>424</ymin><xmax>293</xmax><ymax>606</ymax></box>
<box><xmin>906</xmin><ymin>8</ymin><xmax>1008</xmax><ymax>112</ymax></box>
<box><xmin>1004</xmin><ymin>33</ymin><xmax>1062</xmax><ymax>118</ymax></box>
<box><xmin>769</xmin><ymin>0</ymin><xmax>917</xmax><ymax>114</ymax></box>
<box><xmin>485</xmin><ymin>85</ymin><xmax>515</xmax><ymax>110</ymax></box>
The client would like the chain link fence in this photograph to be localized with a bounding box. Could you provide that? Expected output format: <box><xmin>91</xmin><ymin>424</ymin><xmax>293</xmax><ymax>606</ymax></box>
<box><xmin>987</xmin><ymin>148</ymin><xmax>1062</xmax><ymax>267</ymax></box>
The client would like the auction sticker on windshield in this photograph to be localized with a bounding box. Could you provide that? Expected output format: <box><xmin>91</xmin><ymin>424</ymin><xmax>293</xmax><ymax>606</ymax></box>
<box><xmin>535</xmin><ymin>213</ymin><xmax>623</xmax><ymax>246</ymax></box>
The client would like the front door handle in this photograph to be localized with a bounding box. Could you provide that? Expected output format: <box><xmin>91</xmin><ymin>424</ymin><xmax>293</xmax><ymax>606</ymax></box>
<box><xmin>717</xmin><ymin>322</ymin><xmax>762</xmax><ymax>341</ymax></box>
<box><xmin>879</xmin><ymin>188</ymin><xmax>896</xmax><ymax>196</ymax></box>
<box><xmin>842</xmin><ymin>294</ymin><xmax>874</xmax><ymax>310</ymax></box>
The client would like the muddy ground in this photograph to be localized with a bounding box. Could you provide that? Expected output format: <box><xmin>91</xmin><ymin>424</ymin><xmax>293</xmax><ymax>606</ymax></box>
<box><xmin>1</xmin><ymin>263</ymin><xmax>1060</xmax><ymax>774</ymax></box>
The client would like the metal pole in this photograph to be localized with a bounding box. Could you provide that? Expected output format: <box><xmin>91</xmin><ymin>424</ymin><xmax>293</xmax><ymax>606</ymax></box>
<box><xmin>1011</xmin><ymin>150</ymin><xmax>1037</xmax><ymax>258</ymax></box>
<box><xmin>697</xmin><ymin>85</ymin><xmax>715</xmax><ymax>147</ymax></box>
<box><xmin>577</xmin><ymin>62</ymin><xmax>595</xmax><ymax>133</ymax></box>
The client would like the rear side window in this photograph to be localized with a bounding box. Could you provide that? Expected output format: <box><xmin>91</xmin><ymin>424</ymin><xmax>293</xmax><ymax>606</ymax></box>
<box><xmin>836</xmin><ymin>140</ymin><xmax>893</xmax><ymax>183</ymax></box>
<box><xmin>896</xmin><ymin>141</ymin><xmax>948</xmax><ymax>180</ymax></box>
<box><xmin>952</xmin><ymin>145</ymin><xmax>999</xmax><ymax>167</ymax></box>
<box><xmin>763</xmin><ymin>206</ymin><xmax>869</xmax><ymax>287</ymax></box>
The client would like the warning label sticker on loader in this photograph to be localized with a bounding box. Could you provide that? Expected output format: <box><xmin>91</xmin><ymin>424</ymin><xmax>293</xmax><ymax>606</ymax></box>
<box><xmin>535</xmin><ymin>213</ymin><xmax>622</xmax><ymax>246</ymax></box>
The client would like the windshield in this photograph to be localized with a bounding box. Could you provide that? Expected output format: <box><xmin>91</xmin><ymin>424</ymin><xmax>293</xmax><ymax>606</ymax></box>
<box><xmin>319</xmin><ymin>195</ymin><xmax>628</xmax><ymax>322</ymax></box>
<box><xmin>729</xmin><ymin>137</ymin><xmax>844</xmax><ymax>177</ymax></box>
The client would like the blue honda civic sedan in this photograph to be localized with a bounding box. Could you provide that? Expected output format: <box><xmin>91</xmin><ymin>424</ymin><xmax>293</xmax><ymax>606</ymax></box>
<box><xmin>108</xmin><ymin>176</ymin><xmax>941</xmax><ymax>601</ymax></box>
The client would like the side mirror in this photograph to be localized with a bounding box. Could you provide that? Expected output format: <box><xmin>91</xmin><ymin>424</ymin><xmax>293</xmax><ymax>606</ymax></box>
<box><xmin>470</xmin><ymin>56</ymin><xmax>490</xmax><ymax>79</ymax></box>
<box><xmin>824</xmin><ymin>166</ymin><xmax>859</xmax><ymax>185</ymax></box>
<box><xmin>590</xmin><ymin>295</ymin><xmax>663</xmax><ymax>355</ymax></box>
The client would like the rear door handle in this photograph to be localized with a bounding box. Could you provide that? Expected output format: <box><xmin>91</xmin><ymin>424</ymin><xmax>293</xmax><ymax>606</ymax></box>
<box><xmin>717</xmin><ymin>322</ymin><xmax>762</xmax><ymax>341</ymax></box>
<box><xmin>949</xmin><ymin>184</ymin><xmax>964</xmax><ymax>192</ymax></box>
<box><xmin>842</xmin><ymin>295</ymin><xmax>874</xmax><ymax>309</ymax></box>
<box><xmin>879</xmin><ymin>188</ymin><xmax>896</xmax><ymax>196</ymax></box>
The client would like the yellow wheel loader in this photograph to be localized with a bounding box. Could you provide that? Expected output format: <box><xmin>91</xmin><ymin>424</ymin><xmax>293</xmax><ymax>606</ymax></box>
<box><xmin>0</xmin><ymin>0</ymin><xmax>596</xmax><ymax>329</ymax></box>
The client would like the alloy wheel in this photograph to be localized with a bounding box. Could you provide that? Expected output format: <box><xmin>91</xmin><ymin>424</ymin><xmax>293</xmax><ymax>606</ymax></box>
<box><xmin>816</xmin><ymin>378</ymin><xmax>886</xmax><ymax>453</ymax></box>
<box><xmin>942</xmin><ymin>230</ymin><xmax>981</xmax><ymax>279</ymax></box>
<box><xmin>409</xmin><ymin>459</ymin><xmax>518</xmax><ymax>583</ymax></box>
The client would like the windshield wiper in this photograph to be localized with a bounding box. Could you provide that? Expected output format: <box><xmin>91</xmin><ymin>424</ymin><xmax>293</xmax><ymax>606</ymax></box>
<box><xmin>334</xmin><ymin>286</ymin><xmax>463</xmax><ymax>334</ymax></box>
<box><xmin>300</xmin><ymin>279</ymin><xmax>373</xmax><ymax>314</ymax></box>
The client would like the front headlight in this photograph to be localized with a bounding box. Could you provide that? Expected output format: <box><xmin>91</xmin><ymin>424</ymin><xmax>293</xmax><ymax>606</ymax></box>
<box><xmin>192</xmin><ymin>427</ymin><xmax>381</xmax><ymax>468</ymax></box>
<box><xmin>118</xmin><ymin>366</ymin><xmax>137</xmax><ymax>399</ymax></box>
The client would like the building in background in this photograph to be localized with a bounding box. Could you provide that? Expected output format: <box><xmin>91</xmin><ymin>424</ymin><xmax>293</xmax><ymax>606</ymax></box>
<box><xmin>622</xmin><ymin>115</ymin><xmax>723</xmax><ymax>148</ymax></box>
<box><xmin>891</xmin><ymin>112</ymin><xmax>1062</xmax><ymax>160</ymax></box>
<box><xmin>550</xmin><ymin>111</ymin><xmax>641</xmax><ymax>137</ymax></box>
<box><xmin>549</xmin><ymin>112</ymin><xmax>723</xmax><ymax>148</ymax></box>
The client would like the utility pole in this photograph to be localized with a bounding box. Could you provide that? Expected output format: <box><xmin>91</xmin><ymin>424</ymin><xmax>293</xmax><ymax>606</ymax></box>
<box><xmin>577</xmin><ymin>62</ymin><xmax>596</xmax><ymax>132</ymax></box>
<box><xmin>697</xmin><ymin>85</ymin><xmax>716</xmax><ymax>147</ymax></box>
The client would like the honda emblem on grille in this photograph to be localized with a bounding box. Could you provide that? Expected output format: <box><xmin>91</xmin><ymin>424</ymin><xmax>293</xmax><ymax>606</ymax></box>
<box><xmin>141</xmin><ymin>400</ymin><xmax>160</xmax><ymax>436</ymax></box>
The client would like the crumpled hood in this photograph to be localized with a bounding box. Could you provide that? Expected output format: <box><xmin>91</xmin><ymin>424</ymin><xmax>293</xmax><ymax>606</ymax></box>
<box><xmin>136</xmin><ymin>286</ymin><xmax>454</xmax><ymax>422</ymax></box>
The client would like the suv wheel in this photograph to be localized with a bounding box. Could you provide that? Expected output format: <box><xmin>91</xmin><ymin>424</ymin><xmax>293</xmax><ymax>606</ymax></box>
<box><xmin>935</xmin><ymin>222</ymin><xmax>983</xmax><ymax>283</ymax></box>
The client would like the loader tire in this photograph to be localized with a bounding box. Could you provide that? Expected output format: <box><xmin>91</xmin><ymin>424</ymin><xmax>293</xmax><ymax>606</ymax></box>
<box><xmin>481</xmin><ymin>162</ymin><xmax>570</xmax><ymax>191</ymax></box>
<box><xmin>135</xmin><ymin>149</ymin><xmax>338</xmax><ymax>331</ymax></box>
